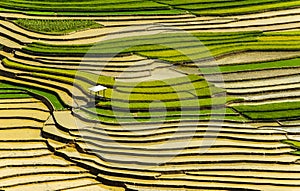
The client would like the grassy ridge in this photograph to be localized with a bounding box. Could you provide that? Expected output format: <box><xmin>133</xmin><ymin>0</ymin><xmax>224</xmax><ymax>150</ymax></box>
<box><xmin>98</xmin><ymin>96</ymin><xmax>235</xmax><ymax>111</ymax></box>
<box><xmin>233</xmin><ymin>101</ymin><xmax>300</xmax><ymax>120</ymax></box>
<box><xmin>0</xmin><ymin>0</ymin><xmax>183</xmax><ymax>16</ymax></box>
<box><xmin>0</xmin><ymin>81</ymin><xmax>66</xmax><ymax>110</ymax></box>
<box><xmin>189</xmin><ymin>0</ymin><xmax>300</xmax><ymax>16</ymax></box>
<box><xmin>2</xmin><ymin>58</ymin><xmax>115</xmax><ymax>88</ymax></box>
<box><xmin>14</xmin><ymin>19</ymin><xmax>102</xmax><ymax>34</ymax></box>
<box><xmin>159</xmin><ymin>0</ymin><xmax>300</xmax><ymax>16</ymax></box>
<box><xmin>21</xmin><ymin>30</ymin><xmax>300</xmax><ymax>65</ymax></box>
<box><xmin>1</xmin><ymin>0</ymin><xmax>168</xmax><ymax>12</ymax></box>
<box><xmin>218</xmin><ymin>58</ymin><xmax>300</xmax><ymax>73</ymax></box>
<box><xmin>79</xmin><ymin>107</ymin><xmax>246</xmax><ymax>124</ymax></box>
<box><xmin>1</xmin><ymin>0</ymin><xmax>300</xmax><ymax>16</ymax></box>
<box><xmin>0</xmin><ymin>92</ymin><xmax>32</xmax><ymax>99</ymax></box>
<box><xmin>22</xmin><ymin>31</ymin><xmax>262</xmax><ymax>62</ymax></box>
<box><xmin>282</xmin><ymin>140</ymin><xmax>300</xmax><ymax>156</ymax></box>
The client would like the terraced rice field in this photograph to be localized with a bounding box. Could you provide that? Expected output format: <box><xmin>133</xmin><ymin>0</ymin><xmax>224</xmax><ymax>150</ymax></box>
<box><xmin>1</xmin><ymin>0</ymin><xmax>300</xmax><ymax>190</ymax></box>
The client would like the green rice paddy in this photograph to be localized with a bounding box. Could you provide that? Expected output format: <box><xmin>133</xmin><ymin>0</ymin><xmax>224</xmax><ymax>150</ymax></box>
<box><xmin>14</xmin><ymin>19</ymin><xmax>102</xmax><ymax>34</ymax></box>
<box><xmin>0</xmin><ymin>81</ymin><xmax>66</xmax><ymax>110</ymax></box>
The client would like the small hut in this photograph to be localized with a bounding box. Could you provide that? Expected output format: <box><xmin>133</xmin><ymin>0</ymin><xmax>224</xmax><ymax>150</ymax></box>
<box><xmin>88</xmin><ymin>85</ymin><xmax>107</xmax><ymax>98</ymax></box>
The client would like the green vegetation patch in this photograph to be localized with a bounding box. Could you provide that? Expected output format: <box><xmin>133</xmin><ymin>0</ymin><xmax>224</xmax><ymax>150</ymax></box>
<box><xmin>116</xmin><ymin>74</ymin><xmax>205</xmax><ymax>88</ymax></box>
<box><xmin>2</xmin><ymin>0</ymin><xmax>300</xmax><ymax>16</ymax></box>
<box><xmin>0</xmin><ymin>0</ymin><xmax>183</xmax><ymax>16</ymax></box>
<box><xmin>14</xmin><ymin>19</ymin><xmax>102</xmax><ymax>34</ymax></box>
<box><xmin>181</xmin><ymin>0</ymin><xmax>300</xmax><ymax>16</ymax></box>
<box><xmin>0</xmin><ymin>81</ymin><xmax>66</xmax><ymax>110</ymax></box>
<box><xmin>218</xmin><ymin>58</ymin><xmax>300</xmax><ymax>73</ymax></box>
<box><xmin>95</xmin><ymin>75</ymin><xmax>238</xmax><ymax>112</ymax></box>
<box><xmin>22</xmin><ymin>31</ymin><xmax>262</xmax><ymax>62</ymax></box>
<box><xmin>233</xmin><ymin>101</ymin><xmax>300</xmax><ymax>120</ymax></box>
<box><xmin>2</xmin><ymin>58</ymin><xmax>114</xmax><ymax>88</ymax></box>
<box><xmin>23</xmin><ymin>29</ymin><xmax>299</xmax><ymax>66</ymax></box>
<box><xmin>234</xmin><ymin>101</ymin><xmax>300</xmax><ymax>112</ymax></box>
<box><xmin>78</xmin><ymin>106</ymin><xmax>246</xmax><ymax>124</ymax></box>
<box><xmin>283</xmin><ymin>140</ymin><xmax>300</xmax><ymax>148</ymax></box>
<box><xmin>282</xmin><ymin>140</ymin><xmax>300</xmax><ymax>155</ymax></box>
<box><xmin>104</xmin><ymin>96</ymin><xmax>235</xmax><ymax>111</ymax></box>
<box><xmin>0</xmin><ymin>92</ymin><xmax>32</xmax><ymax>99</ymax></box>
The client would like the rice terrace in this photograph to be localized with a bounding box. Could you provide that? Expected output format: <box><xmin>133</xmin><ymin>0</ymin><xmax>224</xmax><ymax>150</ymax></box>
<box><xmin>1</xmin><ymin>0</ymin><xmax>300</xmax><ymax>190</ymax></box>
